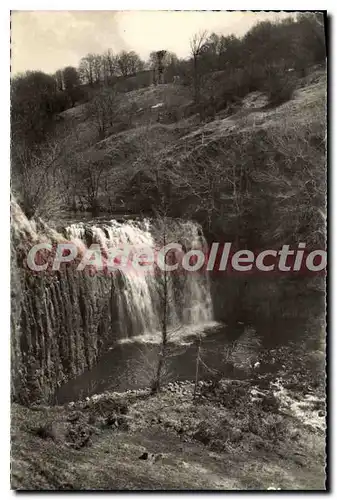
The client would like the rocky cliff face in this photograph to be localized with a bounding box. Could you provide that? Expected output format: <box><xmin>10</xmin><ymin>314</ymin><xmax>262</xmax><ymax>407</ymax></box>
<box><xmin>10</xmin><ymin>201</ymin><xmax>214</xmax><ymax>404</ymax></box>
<box><xmin>11</xmin><ymin>206</ymin><xmax>114</xmax><ymax>404</ymax></box>
<box><xmin>10</xmin><ymin>201</ymin><xmax>123</xmax><ymax>403</ymax></box>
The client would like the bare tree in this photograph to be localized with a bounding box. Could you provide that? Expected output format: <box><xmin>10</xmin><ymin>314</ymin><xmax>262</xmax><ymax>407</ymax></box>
<box><xmin>102</xmin><ymin>49</ymin><xmax>116</xmax><ymax>84</ymax></box>
<box><xmin>116</xmin><ymin>50</ymin><xmax>144</xmax><ymax>77</ymax></box>
<box><xmin>54</xmin><ymin>69</ymin><xmax>64</xmax><ymax>91</ymax></box>
<box><xmin>63</xmin><ymin>66</ymin><xmax>80</xmax><ymax>106</ymax></box>
<box><xmin>166</xmin><ymin>134</ymin><xmax>255</xmax><ymax>233</ymax></box>
<box><xmin>92</xmin><ymin>54</ymin><xmax>103</xmax><ymax>84</ymax></box>
<box><xmin>79</xmin><ymin>154</ymin><xmax>107</xmax><ymax>216</ymax></box>
<box><xmin>86</xmin><ymin>88</ymin><xmax>119</xmax><ymax>139</ymax></box>
<box><xmin>193</xmin><ymin>335</ymin><xmax>202</xmax><ymax>399</ymax></box>
<box><xmin>150</xmin><ymin>50</ymin><xmax>167</xmax><ymax>85</ymax></box>
<box><xmin>12</xmin><ymin>140</ymin><xmax>63</xmax><ymax>220</ymax></box>
<box><xmin>151</xmin><ymin>202</ymin><xmax>170</xmax><ymax>394</ymax></box>
<box><xmin>190</xmin><ymin>30</ymin><xmax>208</xmax><ymax>103</ymax></box>
<box><xmin>150</xmin><ymin>190</ymin><xmax>188</xmax><ymax>393</ymax></box>
<box><xmin>79</xmin><ymin>54</ymin><xmax>95</xmax><ymax>86</ymax></box>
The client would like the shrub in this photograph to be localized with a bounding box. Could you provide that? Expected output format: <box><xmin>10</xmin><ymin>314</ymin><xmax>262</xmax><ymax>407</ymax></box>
<box><xmin>31</xmin><ymin>422</ymin><xmax>55</xmax><ymax>440</ymax></box>
<box><xmin>264</xmin><ymin>71</ymin><xmax>296</xmax><ymax>106</ymax></box>
<box><xmin>65</xmin><ymin>423</ymin><xmax>92</xmax><ymax>449</ymax></box>
<box><xmin>198</xmin><ymin>63</ymin><xmax>295</xmax><ymax>116</ymax></box>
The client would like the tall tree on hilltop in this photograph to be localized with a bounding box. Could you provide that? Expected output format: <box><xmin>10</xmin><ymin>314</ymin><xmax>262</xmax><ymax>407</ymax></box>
<box><xmin>63</xmin><ymin>66</ymin><xmax>80</xmax><ymax>106</ymax></box>
<box><xmin>11</xmin><ymin>71</ymin><xmax>58</xmax><ymax>148</ymax></box>
<box><xmin>116</xmin><ymin>50</ymin><xmax>144</xmax><ymax>77</ymax></box>
<box><xmin>92</xmin><ymin>54</ymin><xmax>103</xmax><ymax>84</ymax></box>
<box><xmin>79</xmin><ymin>54</ymin><xmax>95</xmax><ymax>86</ymax></box>
<box><xmin>102</xmin><ymin>49</ymin><xmax>117</xmax><ymax>84</ymax></box>
<box><xmin>54</xmin><ymin>69</ymin><xmax>64</xmax><ymax>92</ymax></box>
<box><xmin>190</xmin><ymin>31</ymin><xmax>208</xmax><ymax>103</ymax></box>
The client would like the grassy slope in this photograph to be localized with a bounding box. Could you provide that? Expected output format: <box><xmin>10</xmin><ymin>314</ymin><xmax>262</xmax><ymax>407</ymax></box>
<box><xmin>57</xmin><ymin>68</ymin><xmax>326</xmax><ymax>164</ymax></box>
<box><xmin>54</xmin><ymin>69</ymin><xmax>326</xmax><ymax>219</ymax></box>
<box><xmin>11</xmin><ymin>377</ymin><xmax>325</xmax><ymax>491</ymax></box>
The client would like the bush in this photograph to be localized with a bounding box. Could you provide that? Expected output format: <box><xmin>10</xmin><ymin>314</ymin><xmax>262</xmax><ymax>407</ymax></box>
<box><xmin>197</xmin><ymin>65</ymin><xmax>268</xmax><ymax>116</ymax></box>
<box><xmin>66</xmin><ymin>423</ymin><xmax>92</xmax><ymax>449</ymax></box>
<box><xmin>264</xmin><ymin>72</ymin><xmax>296</xmax><ymax>106</ymax></box>
<box><xmin>198</xmin><ymin>63</ymin><xmax>295</xmax><ymax>116</ymax></box>
<box><xmin>115</xmin><ymin>71</ymin><xmax>152</xmax><ymax>93</ymax></box>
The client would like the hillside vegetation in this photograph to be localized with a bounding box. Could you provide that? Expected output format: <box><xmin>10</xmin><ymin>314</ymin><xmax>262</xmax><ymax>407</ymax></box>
<box><xmin>11</xmin><ymin>12</ymin><xmax>327</xmax><ymax>385</ymax></box>
<box><xmin>11</xmin><ymin>13</ymin><xmax>326</xmax><ymax>218</ymax></box>
<box><xmin>10</xmin><ymin>12</ymin><xmax>327</xmax><ymax>491</ymax></box>
<box><xmin>12</xmin><ymin>341</ymin><xmax>325</xmax><ymax>490</ymax></box>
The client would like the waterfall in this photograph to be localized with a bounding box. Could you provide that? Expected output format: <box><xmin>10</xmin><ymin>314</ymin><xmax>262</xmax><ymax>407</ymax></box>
<box><xmin>11</xmin><ymin>201</ymin><xmax>215</xmax><ymax>403</ymax></box>
<box><xmin>65</xmin><ymin>218</ymin><xmax>214</xmax><ymax>341</ymax></box>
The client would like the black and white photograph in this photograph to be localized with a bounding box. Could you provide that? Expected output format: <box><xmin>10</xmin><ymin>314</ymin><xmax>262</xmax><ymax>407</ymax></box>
<box><xmin>10</xmin><ymin>9</ymin><xmax>327</xmax><ymax>491</ymax></box>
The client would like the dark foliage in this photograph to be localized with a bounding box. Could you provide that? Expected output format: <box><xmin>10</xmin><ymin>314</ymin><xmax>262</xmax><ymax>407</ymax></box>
<box><xmin>30</xmin><ymin>422</ymin><xmax>55</xmax><ymax>441</ymax></box>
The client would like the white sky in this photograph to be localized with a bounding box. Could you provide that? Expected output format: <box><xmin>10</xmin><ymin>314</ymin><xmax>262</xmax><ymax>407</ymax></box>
<box><xmin>11</xmin><ymin>10</ymin><xmax>295</xmax><ymax>75</ymax></box>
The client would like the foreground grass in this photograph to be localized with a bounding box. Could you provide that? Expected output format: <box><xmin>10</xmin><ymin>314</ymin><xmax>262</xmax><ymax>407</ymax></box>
<box><xmin>11</xmin><ymin>375</ymin><xmax>325</xmax><ymax>491</ymax></box>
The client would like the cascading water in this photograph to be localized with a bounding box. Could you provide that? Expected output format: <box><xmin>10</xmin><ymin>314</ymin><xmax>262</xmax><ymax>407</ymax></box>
<box><xmin>65</xmin><ymin>218</ymin><xmax>214</xmax><ymax>341</ymax></box>
<box><xmin>11</xmin><ymin>199</ymin><xmax>215</xmax><ymax>403</ymax></box>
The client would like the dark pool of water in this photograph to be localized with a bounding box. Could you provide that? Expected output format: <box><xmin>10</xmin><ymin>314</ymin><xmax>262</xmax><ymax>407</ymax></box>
<box><xmin>54</xmin><ymin>317</ymin><xmax>317</xmax><ymax>405</ymax></box>
<box><xmin>54</xmin><ymin>323</ymin><xmax>245</xmax><ymax>404</ymax></box>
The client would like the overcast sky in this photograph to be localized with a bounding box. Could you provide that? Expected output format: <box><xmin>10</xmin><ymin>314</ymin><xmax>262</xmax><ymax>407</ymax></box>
<box><xmin>11</xmin><ymin>10</ymin><xmax>294</xmax><ymax>75</ymax></box>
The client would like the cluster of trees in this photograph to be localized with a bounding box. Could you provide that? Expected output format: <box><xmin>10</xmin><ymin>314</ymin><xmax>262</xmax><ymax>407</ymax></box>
<box><xmin>11</xmin><ymin>66</ymin><xmax>85</xmax><ymax>149</ymax></box>
<box><xmin>54</xmin><ymin>66</ymin><xmax>81</xmax><ymax>106</ymax></box>
<box><xmin>188</xmin><ymin>13</ymin><xmax>326</xmax><ymax>106</ymax></box>
<box><xmin>11</xmin><ymin>13</ymin><xmax>326</xmax><ymax>405</ymax></box>
<box><xmin>11</xmin><ymin>12</ymin><xmax>326</xmax><ymax>221</ymax></box>
<box><xmin>191</xmin><ymin>13</ymin><xmax>325</xmax><ymax>76</ymax></box>
<box><xmin>78</xmin><ymin>50</ymin><xmax>144</xmax><ymax>85</ymax></box>
<box><xmin>76</xmin><ymin>49</ymin><xmax>183</xmax><ymax>87</ymax></box>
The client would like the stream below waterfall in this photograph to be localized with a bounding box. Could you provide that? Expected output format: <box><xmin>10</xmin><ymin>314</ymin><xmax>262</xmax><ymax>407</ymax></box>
<box><xmin>51</xmin><ymin>214</ymin><xmax>218</xmax><ymax>402</ymax></box>
<box><xmin>12</xmin><ymin>207</ymin><xmax>322</xmax><ymax>406</ymax></box>
<box><xmin>54</xmin><ymin>322</ymin><xmax>238</xmax><ymax>404</ymax></box>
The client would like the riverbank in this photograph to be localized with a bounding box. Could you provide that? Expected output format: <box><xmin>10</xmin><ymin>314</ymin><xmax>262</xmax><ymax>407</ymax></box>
<box><xmin>11</xmin><ymin>368</ymin><xmax>326</xmax><ymax>490</ymax></box>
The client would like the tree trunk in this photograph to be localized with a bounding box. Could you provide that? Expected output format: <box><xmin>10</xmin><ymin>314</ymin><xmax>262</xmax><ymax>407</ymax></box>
<box><xmin>151</xmin><ymin>348</ymin><xmax>165</xmax><ymax>394</ymax></box>
<box><xmin>193</xmin><ymin>56</ymin><xmax>200</xmax><ymax>104</ymax></box>
<box><xmin>152</xmin><ymin>215</ymin><xmax>169</xmax><ymax>394</ymax></box>
<box><xmin>193</xmin><ymin>336</ymin><xmax>201</xmax><ymax>399</ymax></box>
